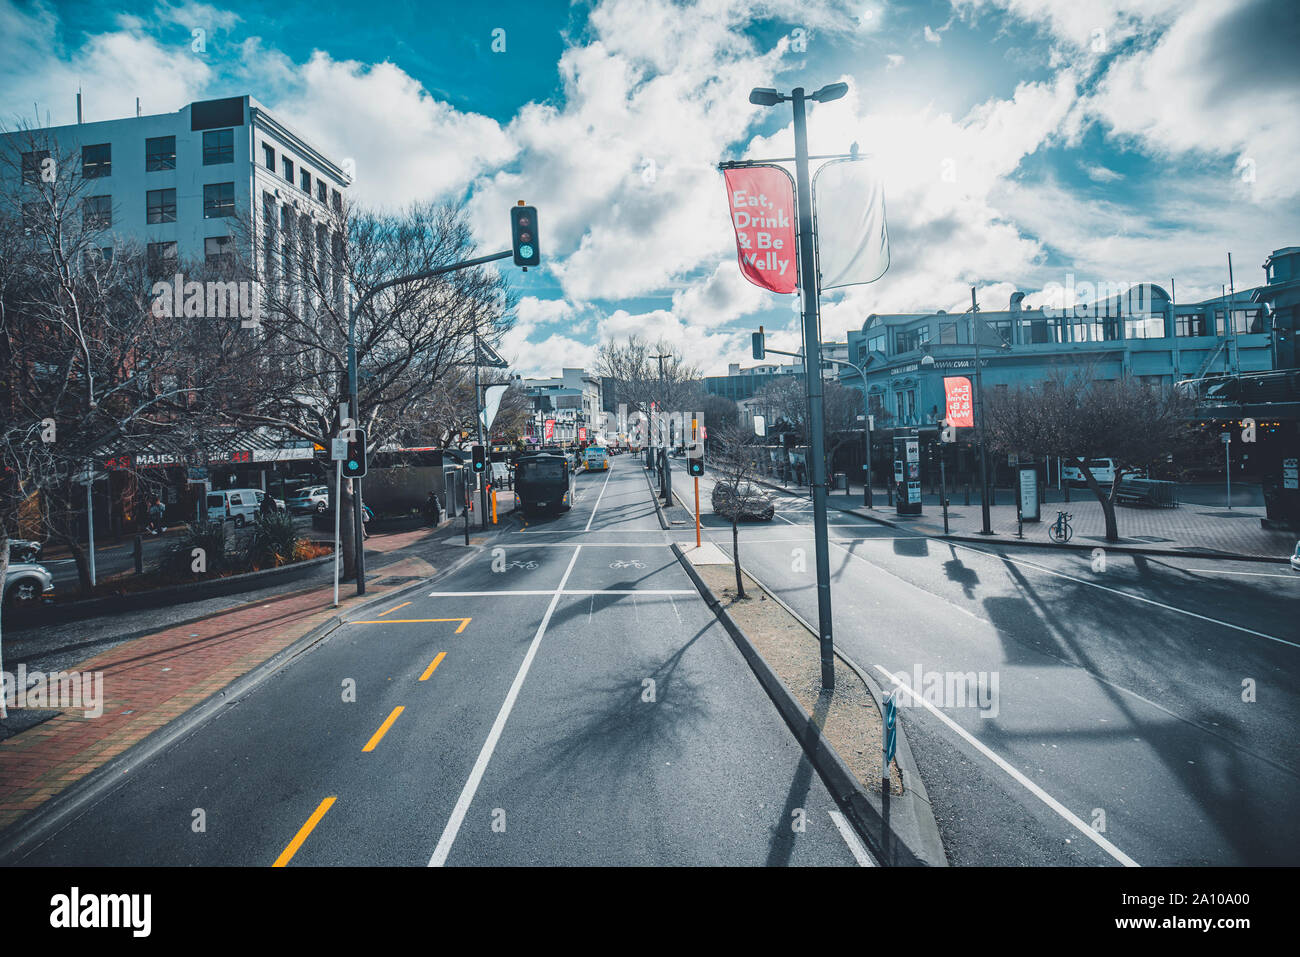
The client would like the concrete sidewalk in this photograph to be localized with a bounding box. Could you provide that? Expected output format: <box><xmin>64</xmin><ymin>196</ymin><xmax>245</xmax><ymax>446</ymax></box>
<box><xmin>763</xmin><ymin>477</ymin><xmax>1296</xmax><ymax>561</ymax></box>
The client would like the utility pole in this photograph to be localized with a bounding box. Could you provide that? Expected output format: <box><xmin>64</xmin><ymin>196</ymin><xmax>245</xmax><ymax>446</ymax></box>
<box><xmin>792</xmin><ymin>87</ymin><xmax>836</xmax><ymax>690</ymax></box>
<box><xmin>473</xmin><ymin>331</ymin><xmax>488</xmax><ymax>528</ymax></box>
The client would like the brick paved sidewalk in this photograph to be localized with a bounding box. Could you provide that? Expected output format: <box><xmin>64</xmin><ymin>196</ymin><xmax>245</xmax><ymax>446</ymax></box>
<box><xmin>766</xmin><ymin>479</ymin><xmax>1296</xmax><ymax>560</ymax></box>
<box><xmin>0</xmin><ymin>554</ymin><xmax>437</xmax><ymax>833</ymax></box>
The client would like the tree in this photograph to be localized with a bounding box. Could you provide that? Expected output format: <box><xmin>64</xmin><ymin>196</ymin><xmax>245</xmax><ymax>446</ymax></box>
<box><xmin>708</xmin><ymin>420</ymin><xmax>770</xmax><ymax>599</ymax></box>
<box><xmin>983</xmin><ymin>364</ymin><xmax>1209</xmax><ymax>542</ymax></box>
<box><xmin>595</xmin><ymin>335</ymin><xmax>701</xmax><ymax>445</ymax></box>
<box><xmin>212</xmin><ymin>198</ymin><xmax>513</xmax><ymax>579</ymax></box>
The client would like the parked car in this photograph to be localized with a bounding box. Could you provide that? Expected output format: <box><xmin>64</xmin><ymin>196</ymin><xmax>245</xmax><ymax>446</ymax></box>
<box><xmin>1290</xmin><ymin>542</ymin><xmax>1300</xmax><ymax>572</ymax></box>
<box><xmin>711</xmin><ymin>481</ymin><xmax>775</xmax><ymax>521</ymax></box>
<box><xmin>1061</xmin><ymin>458</ymin><xmax>1117</xmax><ymax>485</ymax></box>
<box><xmin>205</xmin><ymin>488</ymin><xmax>262</xmax><ymax>527</ymax></box>
<box><xmin>288</xmin><ymin>485</ymin><xmax>330</xmax><ymax>514</ymax></box>
<box><xmin>7</xmin><ymin>539</ymin><xmax>42</xmax><ymax>564</ymax></box>
<box><xmin>4</xmin><ymin>561</ymin><xmax>55</xmax><ymax>607</ymax></box>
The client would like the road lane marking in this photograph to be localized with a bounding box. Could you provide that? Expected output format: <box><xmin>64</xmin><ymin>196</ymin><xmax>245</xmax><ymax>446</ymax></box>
<box><xmin>419</xmin><ymin>652</ymin><xmax>447</xmax><ymax>681</ymax></box>
<box><xmin>351</xmin><ymin>617</ymin><xmax>472</xmax><ymax>633</ymax></box>
<box><xmin>584</xmin><ymin>468</ymin><xmax>614</xmax><ymax>531</ymax></box>
<box><xmin>273</xmin><ymin>796</ymin><xmax>336</xmax><ymax>867</ymax></box>
<box><xmin>874</xmin><ymin>666</ymin><xmax>1139</xmax><ymax>868</ymax></box>
<box><xmin>829</xmin><ymin>811</ymin><xmax>875</xmax><ymax>866</ymax></box>
<box><xmin>1182</xmin><ymin>567</ymin><xmax>1300</xmax><ymax>579</ymax></box>
<box><xmin>429</xmin><ymin>545</ymin><xmax>583</xmax><ymax>866</ymax></box>
<box><xmin>564</xmin><ymin>588</ymin><xmax>695</xmax><ymax>595</ymax></box>
<box><xmin>949</xmin><ymin>542</ymin><xmax>1300</xmax><ymax>650</ymax></box>
<box><xmin>376</xmin><ymin>601</ymin><xmax>411</xmax><ymax>617</ymax></box>
<box><xmin>363</xmin><ymin>706</ymin><xmax>405</xmax><ymax>752</ymax></box>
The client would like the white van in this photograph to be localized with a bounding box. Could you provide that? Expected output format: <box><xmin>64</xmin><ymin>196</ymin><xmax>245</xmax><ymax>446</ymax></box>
<box><xmin>206</xmin><ymin>488</ymin><xmax>264</xmax><ymax>527</ymax></box>
<box><xmin>1061</xmin><ymin>458</ymin><xmax>1116</xmax><ymax>485</ymax></box>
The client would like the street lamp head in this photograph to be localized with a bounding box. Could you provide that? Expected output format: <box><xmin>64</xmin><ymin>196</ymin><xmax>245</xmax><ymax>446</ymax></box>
<box><xmin>749</xmin><ymin>87</ymin><xmax>784</xmax><ymax>106</ymax></box>
<box><xmin>812</xmin><ymin>82</ymin><xmax>849</xmax><ymax>103</ymax></box>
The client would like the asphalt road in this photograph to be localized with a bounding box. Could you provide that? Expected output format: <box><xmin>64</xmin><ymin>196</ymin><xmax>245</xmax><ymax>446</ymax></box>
<box><xmin>671</xmin><ymin>459</ymin><xmax>1300</xmax><ymax>866</ymax></box>
<box><xmin>8</xmin><ymin>462</ymin><xmax>868</xmax><ymax>867</ymax></box>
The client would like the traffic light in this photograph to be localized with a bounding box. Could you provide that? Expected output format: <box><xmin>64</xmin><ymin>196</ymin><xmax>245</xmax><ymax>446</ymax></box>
<box><xmin>686</xmin><ymin>441</ymin><xmax>705</xmax><ymax>477</ymax></box>
<box><xmin>511</xmin><ymin>203</ymin><xmax>540</xmax><ymax>267</ymax></box>
<box><xmin>343</xmin><ymin>427</ymin><xmax>367</xmax><ymax>478</ymax></box>
<box><xmin>752</xmin><ymin>326</ymin><xmax>765</xmax><ymax>360</ymax></box>
<box><xmin>471</xmin><ymin>444</ymin><xmax>486</xmax><ymax>473</ymax></box>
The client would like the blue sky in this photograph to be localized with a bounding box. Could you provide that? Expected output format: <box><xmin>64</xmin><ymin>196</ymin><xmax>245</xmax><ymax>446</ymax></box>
<box><xmin>3</xmin><ymin>0</ymin><xmax>1297</xmax><ymax>375</ymax></box>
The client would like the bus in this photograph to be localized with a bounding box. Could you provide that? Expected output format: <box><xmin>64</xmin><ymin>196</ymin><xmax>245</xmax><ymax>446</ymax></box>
<box><xmin>514</xmin><ymin>452</ymin><xmax>572</xmax><ymax>516</ymax></box>
<box><xmin>583</xmin><ymin>446</ymin><xmax>610</xmax><ymax>471</ymax></box>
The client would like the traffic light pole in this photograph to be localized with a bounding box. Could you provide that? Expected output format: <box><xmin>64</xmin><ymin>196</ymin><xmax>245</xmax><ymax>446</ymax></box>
<box><xmin>474</xmin><ymin>333</ymin><xmax>488</xmax><ymax>529</ymax></box>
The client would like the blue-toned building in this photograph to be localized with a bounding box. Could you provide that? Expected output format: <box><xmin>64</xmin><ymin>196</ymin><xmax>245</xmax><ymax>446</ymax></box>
<box><xmin>840</xmin><ymin>263</ymin><xmax>1286</xmax><ymax>431</ymax></box>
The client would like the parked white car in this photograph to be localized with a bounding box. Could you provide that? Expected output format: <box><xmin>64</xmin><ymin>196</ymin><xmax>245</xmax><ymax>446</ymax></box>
<box><xmin>4</xmin><ymin>561</ymin><xmax>55</xmax><ymax>607</ymax></box>
<box><xmin>1061</xmin><ymin>458</ymin><xmax>1117</xmax><ymax>485</ymax></box>
<box><xmin>206</xmin><ymin>488</ymin><xmax>263</xmax><ymax>527</ymax></box>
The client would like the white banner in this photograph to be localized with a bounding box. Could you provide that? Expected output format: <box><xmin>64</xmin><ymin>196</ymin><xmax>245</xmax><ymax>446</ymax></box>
<box><xmin>481</xmin><ymin>384</ymin><xmax>509</xmax><ymax>433</ymax></box>
<box><xmin>813</xmin><ymin>159</ymin><xmax>889</xmax><ymax>289</ymax></box>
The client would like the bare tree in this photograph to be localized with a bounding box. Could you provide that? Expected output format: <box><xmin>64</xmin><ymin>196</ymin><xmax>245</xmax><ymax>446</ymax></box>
<box><xmin>984</xmin><ymin>363</ymin><xmax>1208</xmax><ymax>541</ymax></box>
<box><xmin>595</xmin><ymin>335</ymin><xmax>701</xmax><ymax>431</ymax></box>
<box><xmin>708</xmin><ymin>420</ymin><xmax>772</xmax><ymax>598</ymax></box>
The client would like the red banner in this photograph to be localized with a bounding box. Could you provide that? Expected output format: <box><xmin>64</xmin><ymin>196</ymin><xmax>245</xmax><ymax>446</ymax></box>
<box><xmin>943</xmin><ymin>377</ymin><xmax>974</xmax><ymax>428</ymax></box>
<box><xmin>544</xmin><ymin>419</ymin><xmax>555</xmax><ymax>441</ymax></box>
<box><xmin>724</xmin><ymin>166</ymin><xmax>798</xmax><ymax>294</ymax></box>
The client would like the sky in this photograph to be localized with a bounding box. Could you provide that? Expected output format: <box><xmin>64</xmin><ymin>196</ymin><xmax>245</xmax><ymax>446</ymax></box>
<box><xmin>3</xmin><ymin>0</ymin><xmax>1297</xmax><ymax>376</ymax></box>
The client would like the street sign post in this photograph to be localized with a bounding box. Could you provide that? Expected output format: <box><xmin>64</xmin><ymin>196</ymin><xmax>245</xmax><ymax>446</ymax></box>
<box><xmin>882</xmin><ymin>690</ymin><xmax>898</xmax><ymax>794</ymax></box>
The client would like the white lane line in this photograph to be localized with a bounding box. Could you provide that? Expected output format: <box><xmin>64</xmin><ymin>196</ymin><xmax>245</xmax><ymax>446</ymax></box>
<box><xmin>584</xmin><ymin>467</ymin><xmax>615</xmax><ymax>532</ymax></box>
<box><xmin>828</xmin><ymin>811</ymin><xmax>875</xmax><ymax>867</ymax></box>
<box><xmin>427</xmin><ymin>588</ymin><xmax>694</xmax><ymax>597</ymax></box>
<box><xmin>429</xmin><ymin>545</ymin><xmax>583</xmax><ymax>867</ymax></box>
<box><xmin>874</xmin><ymin>665</ymin><xmax>1140</xmax><ymax>868</ymax></box>
<box><xmin>564</xmin><ymin>588</ymin><xmax>695</xmax><ymax>595</ymax></box>
<box><xmin>949</xmin><ymin>542</ymin><xmax>1300</xmax><ymax>650</ymax></box>
<box><xmin>1182</xmin><ymin>567</ymin><xmax>1300</xmax><ymax>579</ymax></box>
<box><xmin>498</xmin><ymin>542</ymin><xmax>676</xmax><ymax>548</ymax></box>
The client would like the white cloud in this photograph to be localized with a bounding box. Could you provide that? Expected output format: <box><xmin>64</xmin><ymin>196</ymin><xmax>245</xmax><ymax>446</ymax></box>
<box><xmin>924</xmin><ymin>24</ymin><xmax>942</xmax><ymax>44</ymax></box>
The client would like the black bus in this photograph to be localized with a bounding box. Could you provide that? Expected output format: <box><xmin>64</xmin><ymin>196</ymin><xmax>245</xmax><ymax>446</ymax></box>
<box><xmin>514</xmin><ymin>452</ymin><xmax>572</xmax><ymax>515</ymax></box>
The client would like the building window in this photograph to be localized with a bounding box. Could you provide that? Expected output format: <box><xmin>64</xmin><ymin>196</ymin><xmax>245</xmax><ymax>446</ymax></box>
<box><xmin>939</xmin><ymin>322</ymin><xmax>958</xmax><ymax>344</ymax></box>
<box><xmin>867</xmin><ymin>334</ymin><xmax>886</xmax><ymax>354</ymax></box>
<box><xmin>205</xmin><ymin>235</ymin><xmax>234</xmax><ymax>266</ymax></box>
<box><xmin>1228</xmin><ymin>308</ymin><xmax>1264</xmax><ymax>335</ymax></box>
<box><xmin>146</xmin><ymin>136</ymin><xmax>176</xmax><ymax>171</ymax></box>
<box><xmin>300</xmin><ymin>168</ymin><xmax>311</xmax><ymax>193</ymax></box>
<box><xmin>332</xmin><ymin>189</ymin><xmax>342</xmax><ymax>212</ymax></box>
<box><xmin>986</xmin><ymin>319</ymin><xmax>1013</xmax><ymax>345</ymax></box>
<box><xmin>83</xmin><ymin>195</ymin><xmax>112</xmax><ymax>229</ymax></box>
<box><xmin>202</xmin><ymin>128</ymin><xmax>234</xmax><ymax>165</ymax></box>
<box><xmin>282</xmin><ymin>156</ymin><xmax>294</xmax><ymax>183</ymax></box>
<box><xmin>146</xmin><ymin>188</ymin><xmax>177</xmax><ymax>224</ymax></box>
<box><xmin>895</xmin><ymin>329</ymin><xmax>925</xmax><ymax>354</ymax></box>
<box><xmin>203</xmin><ymin>182</ymin><xmax>235</xmax><ymax>218</ymax></box>
<box><xmin>263</xmin><ymin>143</ymin><xmax>275</xmax><ymax>169</ymax></box>
<box><xmin>82</xmin><ymin>143</ymin><xmax>112</xmax><ymax>178</ymax></box>
<box><xmin>1177</xmin><ymin>312</ymin><xmax>1209</xmax><ymax>337</ymax></box>
<box><xmin>317</xmin><ymin>179</ymin><xmax>328</xmax><ymax>204</ymax></box>
<box><xmin>21</xmin><ymin>150</ymin><xmax>50</xmax><ymax>185</ymax></box>
<box><xmin>147</xmin><ymin>241</ymin><xmax>178</xmax><ymax>272</ymax></box>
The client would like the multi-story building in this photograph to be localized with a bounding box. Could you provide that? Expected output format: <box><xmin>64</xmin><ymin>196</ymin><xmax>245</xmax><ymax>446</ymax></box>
<box><xmin>840</xmin><ymin>268</ymin><xmax>1283</xmax><ymax>431</ymax></box>
<box><xmin>1</xmin><ymin>95</ymin><xmax>352</xmax><ymax>533</ymax></box>
<box><xmin>523</xmin><ymin>368</ymin><xmax>604</xmax><ymax>446</ymax></box>
<box><xmin>1</xmin><ymin>94</ymin><xmax>350</xmax><ymax>273</ymax></box>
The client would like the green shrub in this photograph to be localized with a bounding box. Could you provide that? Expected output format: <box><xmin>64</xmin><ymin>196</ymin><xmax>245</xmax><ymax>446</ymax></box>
<box><xmin>155</xmin><ymin>522</ymin><xmax>233</xmax><ymax>579</ymax></box>
<box><xmin>245</xmin><ymin>512</ymin><xmax>299</xmax><ymax>568</ymax></box>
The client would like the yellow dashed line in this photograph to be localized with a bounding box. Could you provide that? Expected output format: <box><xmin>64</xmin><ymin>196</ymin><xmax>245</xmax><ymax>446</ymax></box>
<box><xmin>419</xmin><ymin>652</ymin><xmax>447</xmax><ymax>681</ymax></box>
<box><xmin>362</xmin><ymin>706</ymin><xmax>405</xmax><ymax>752</ymax></box>
<box><xmin>273</xmin><ymin>796</ymin><xmax>336</xmax><ymax>867</ymax></box>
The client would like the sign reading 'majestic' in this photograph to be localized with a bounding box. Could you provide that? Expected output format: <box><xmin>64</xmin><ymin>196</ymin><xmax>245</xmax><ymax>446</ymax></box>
<box><xmin>723</xmin><ymin>166</ymin><xmax>798</xmax><ymax>294</ymax></box>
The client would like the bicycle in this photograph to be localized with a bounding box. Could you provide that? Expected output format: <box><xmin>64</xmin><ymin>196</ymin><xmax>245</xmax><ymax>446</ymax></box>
<box><xmin>1048</xmin><ymin>510</ymin><xmax>1073</xmax><ymax>544</ymax></box>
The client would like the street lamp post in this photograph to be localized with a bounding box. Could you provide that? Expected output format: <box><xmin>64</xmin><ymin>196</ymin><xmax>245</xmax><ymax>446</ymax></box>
<box><xmin>820</xmin><ymin>354</ymin><xmax>874</xmax><ymax>508</ymax></box>
<box><xmin>749</xmin><ymin>82</ymin><xmax>847</xmax><ymax>690</ymax></box>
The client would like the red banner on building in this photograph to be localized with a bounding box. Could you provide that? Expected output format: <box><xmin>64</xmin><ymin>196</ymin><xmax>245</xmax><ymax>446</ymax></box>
<box><xmin>943</xmin><ymin>376</ymin><xmax>974</xmax><ymax>428</ymax></box>
<box><xmin>723</xmin><ymin>166</ymin><xmax>798</xmax><ymax>294</ymax></box>
<box><xmin>544</xmin><ymin>418</ymin><xmax>555</xmax><ymax>441</ymax></box>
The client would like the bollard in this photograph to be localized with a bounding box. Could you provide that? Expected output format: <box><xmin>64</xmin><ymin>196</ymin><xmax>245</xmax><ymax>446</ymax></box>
<box><xmin>964</xmin><ymin>482</ymin><xmax>971</xmax><ymax>507</ymax></box>
<box><xmin>133</xmin><ymin>534</ymin><xmax>144</xmax><ymax>574</ymax></box>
